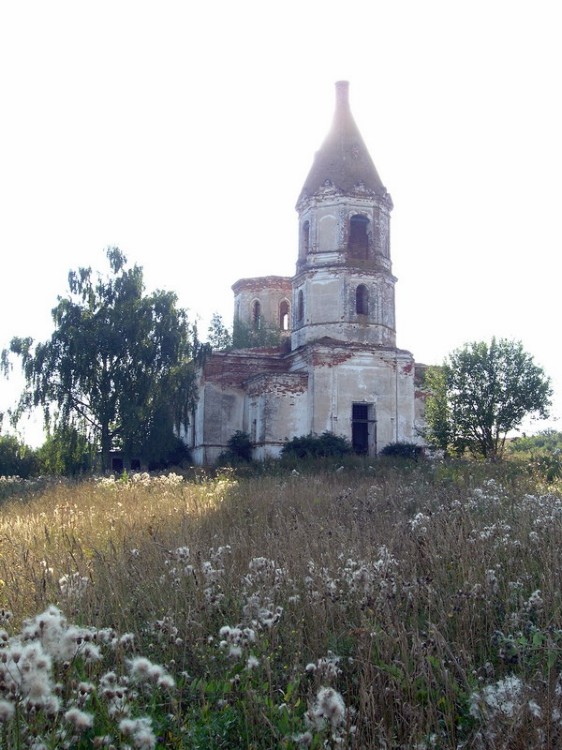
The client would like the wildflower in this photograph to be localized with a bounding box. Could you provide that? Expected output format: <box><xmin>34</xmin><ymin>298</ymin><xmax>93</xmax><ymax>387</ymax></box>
<box><xmin>293</xmin><ymin>731</ymin><xmax>313</xmax><ymax>747</ymax></box>
<box><xmin>470</xmin><ymin>675</ymin><xmax>523</xmax><ymax>719</ymax></box>
<box><xmin>308</xmin><ymin>653</ymin><xmax>341</xmax><ymax>681</ymax></box>
<box><xmin>0</xmin><ymin>699</ymin><xmax>15</xmax><ymax>721</ymax></box>
<box><xmin>128</xmin><ymin>657</ymin><xmax>164</xmax><ymax>683</ymax></box>
<box><xmin>306</xmin><ymin>687</ymin><xmax>346</xmax><ymax>731</ymax></box>
<box><xmin>525</xmin><ymin>589</ymin><xmax>544</xmax><ymax>612</ymax></box>
<box><xmin>24</xmin><ymin>672</ymin><xmax>54</xmax><ymax>703</ymax></box>
<box><xmin>246</xmin><ymin>655</ymin><xmax>260</xmax><ymax>670</ymax></box>
<box><xmin>119</xmin><ymin>716</ymin><xmax>156</xmax><ymax>749</ymax></box>
<box><xmin>315</xmin><ymin>686</ymin><xmax>346</xmax><ymax>728</ymax></box>
<box><xmin>82</xmin><ymin>643</ymin><xmax>103</xmax><ymax>662</ymax></box>
<box><xmin>157</xmin><ymin>673</ymin><xmax>176</xmax><ymax>690</ymax></box>
<box><xmin>485</xmin><ymin>569</ymin><xmax>499</xmax><ymax>595</ymax></box>
<box><xmin>59</xmin><ymin>572</ymin><xmax>90</xmax><ymax>598</ymax></box>
<box><xmin>65</xmin><ymin>707</ymin><xmax>94</xmax><ymax>731</ymax></box>
<box><xmin>76</xmin><ymin>681</ymin><xmax>95</xmax><ymax>705</ymax></box>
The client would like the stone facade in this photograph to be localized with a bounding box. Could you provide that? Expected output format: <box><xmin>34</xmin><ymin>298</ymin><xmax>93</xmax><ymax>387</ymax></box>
<box><xmin>185</xmin><ymin>82</ymin><xmax>425</xmax><ymax>464</ymax></box>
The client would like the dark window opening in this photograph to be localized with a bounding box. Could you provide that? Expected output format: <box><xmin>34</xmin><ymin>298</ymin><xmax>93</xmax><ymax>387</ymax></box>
<box><xmin>297</xmin><ymin>290</ymin><xmax>304</xmax><ymax>323</ymax></box>
<box><xmin>356</xmin><ymin>284</ymin><xmax>369</xmax><ymax>315</ymax></box>
<box><xmin>280</xmin><ymin>300</ymin><xmax>290</xmax><ymax>330</ymax></box>
<box><xmin>111</xmin><ymin>457</ymin><xmax>124</xmax><ymax>472</ymax></box>
<box><xmin>349</xmin><ymin>215</ymin><xmax>369</xmax><ymax>259</ymax></box>
<box><xmin>252</xmin><ymin>300</ymin><xmax>261</xmax><ymax>329</ymax></box>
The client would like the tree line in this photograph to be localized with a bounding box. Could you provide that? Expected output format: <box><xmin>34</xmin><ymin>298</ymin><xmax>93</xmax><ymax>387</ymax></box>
<box><xmin>1</xmin><ymin>249</ymin><xmax>554</xmax><ymax>475</ymax></box>
<box><xmin>2</xmin><ymin>248</ymin><xmax>200</xmax><ymax>473</ymax></box>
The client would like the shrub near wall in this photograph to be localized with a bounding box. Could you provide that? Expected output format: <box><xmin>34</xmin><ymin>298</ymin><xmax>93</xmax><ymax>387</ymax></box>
<box><xmin>281</xmin><ymin>431</ymin><xmax>353</xmax><ymax>459</ymax></box>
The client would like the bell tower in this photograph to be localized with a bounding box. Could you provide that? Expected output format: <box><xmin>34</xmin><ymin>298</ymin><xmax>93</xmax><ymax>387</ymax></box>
<box><xmin>291</xmin><ymin>81</ymin><xmax>397</xmax><ymax>351</ymax></box>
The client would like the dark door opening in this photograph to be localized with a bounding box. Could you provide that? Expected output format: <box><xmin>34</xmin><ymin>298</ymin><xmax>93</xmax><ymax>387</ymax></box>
<box><xmin>352</xmin><ymin>403</ymin><xmax>370</xmax><ymax>455</ymax></box>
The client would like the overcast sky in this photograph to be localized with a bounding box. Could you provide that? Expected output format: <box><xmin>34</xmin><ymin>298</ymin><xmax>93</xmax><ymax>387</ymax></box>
<box><xmin>1</xmin><ymin>0</ymin><xmax>561</xmax><ymax>444</ymax></box>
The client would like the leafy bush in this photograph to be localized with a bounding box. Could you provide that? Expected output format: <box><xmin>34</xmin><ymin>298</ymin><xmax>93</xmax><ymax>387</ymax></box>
<box><xmin>231</xmin><ymin>318</ymin><xmax>283</xmax><ymax>349</ymax></box>
<box><xmin>0</xmin><ymin>434</ymin><xmax>38</xmax><ymax>478</ymax></box>
<box><xmin>508</xmin><ymin>430</ymin><xmax>562</xmax><ymax>454</ymax></box>
<box><xmin>36</xmin><ymin>424</ymin><xmax>96</xmax><ymax>476</ymax></box>
<box><xmin>380</xmin><ymin>441</ymin><xmax>424</xmax><ymax>460</ymax></box>
<box><xmin>218</xmin><ymin>430</ymin><xmax>254</xmax><ymax>465</ymax></box>
<box><xmin>507</xmin><ymin>431</ymin><xmax>562</xmax><ymax>483</ymax></box>
<box><xmin>281</xmin><ymin>431</ymin><xmax>353</xmax><ymax>459</ymax></box>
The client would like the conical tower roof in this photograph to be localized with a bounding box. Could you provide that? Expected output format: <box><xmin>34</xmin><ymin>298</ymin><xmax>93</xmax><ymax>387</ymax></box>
<box><xmin>298</xmin><ymin>81</ymin><xmax>387</xmax><ymax>203</ymax></box>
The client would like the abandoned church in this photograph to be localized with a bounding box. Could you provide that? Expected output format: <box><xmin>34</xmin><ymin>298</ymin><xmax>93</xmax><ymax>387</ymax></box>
<box><xmin>185</xmin><ymin>81</ymin><xmax>426</xmax><ymax>464</ymax></box>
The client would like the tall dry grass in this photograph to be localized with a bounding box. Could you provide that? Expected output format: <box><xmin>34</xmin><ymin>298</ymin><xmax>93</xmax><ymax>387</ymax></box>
<box><xmin>1</xmin><ymin>460</ymin><xmax>562</xmax><ymax>748</ymax></box>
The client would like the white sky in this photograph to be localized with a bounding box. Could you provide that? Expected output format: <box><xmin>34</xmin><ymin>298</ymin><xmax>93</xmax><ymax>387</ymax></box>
<box><xmin>1</xmin><ymin>0</ymin><xmax>561</xmax><ymax>445</ymax></box>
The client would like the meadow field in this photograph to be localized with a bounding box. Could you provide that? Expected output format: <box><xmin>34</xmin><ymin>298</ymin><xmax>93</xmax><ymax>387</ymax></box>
<box><xmin>1</xmin><ymin>458</ymin><xmax>561</xmax><ymax>749</ymax></box>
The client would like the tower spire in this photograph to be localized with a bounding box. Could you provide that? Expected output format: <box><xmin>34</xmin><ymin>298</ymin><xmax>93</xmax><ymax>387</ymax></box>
<box><xmin>297</xmin><ymin>81</ymin><xmax>389</xmax><ymax>205</ymax></box>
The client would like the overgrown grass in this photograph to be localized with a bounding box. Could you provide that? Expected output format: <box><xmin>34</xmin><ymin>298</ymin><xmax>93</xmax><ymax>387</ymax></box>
<box><xmin>1</xmin><ymin>459</ymin><xmax>562</xmax><ymax>747</ymax></box>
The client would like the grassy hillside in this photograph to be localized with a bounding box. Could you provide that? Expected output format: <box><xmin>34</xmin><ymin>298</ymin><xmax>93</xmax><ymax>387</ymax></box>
<box><xmin>1</xmin><ymin>459</ymin><xmax>561</xmax><ymax>748</ymax></box>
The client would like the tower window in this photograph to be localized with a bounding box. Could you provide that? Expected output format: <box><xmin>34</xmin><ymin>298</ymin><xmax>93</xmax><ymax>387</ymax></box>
<box><xmin>279</xmin><ymin>300</ymin><xmax>290</xmax><ymax>330</ymax></box>
<box><xmin>302</xmin><ymin>221</ymin><xmax>310</xmax><ymax>254</ymax></box>
<box><xmin>297</xmin><ymin>290</ymin><xmax>304</xmax><ymax>324</ymax></box>
<box><xmin>356</xmin><ymin>284</ymin><xmax>369</xmax><ymax>315</ymax></box>
<box><xmin>349</xmin><ymin>215</ymin><xmax>369</xmax><ymax>259</ymax></box>
<box><xmin>252</xmin><ymin>300</ymin><xmax>261</xmax><ymax>329</ymax></box>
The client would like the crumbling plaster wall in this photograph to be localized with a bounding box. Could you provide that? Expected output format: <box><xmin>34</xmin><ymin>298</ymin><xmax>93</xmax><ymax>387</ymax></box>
<box><xmin>288</xmin><ymin>343</ymin><xmax>417</xmax><ymax>453</ymax></box>
<box><xmin>291</xmin><ymin>268</ymin><xmax>396</xmax><ymax>349</ymax></box>
<box><xmin>246</xmin><ymin>372</ymin><xmax>309</xmax><ymax>460</ymax></box>
<box><xmin>232</xmin><ymin>276</ymin><xmax>292</xmax><ymax>331</ymax></box>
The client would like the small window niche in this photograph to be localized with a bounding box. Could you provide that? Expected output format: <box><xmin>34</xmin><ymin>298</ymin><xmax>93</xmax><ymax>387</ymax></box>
<box><xmin>302</xmin><ymin>220</ymin><xmax>310</xmax><ymax>255</ymax></box>
<box><xmin>297</xmin><ymin>290</ymin><xmax>304</xmax><ymax>324</ymax></box>
<box><xmin>252</xmin><ymin>300</ymin><xmax>261</xmax><ymax>329</ymax></box>
<box><xmin>279</xmin><ymin>299</ymin><xmax>290</xmax><ymax>331</ymax></box>
<box><xmin>356</xmin><ymin>284</ymin><xmax>369</xmax><ymax>316</ymax></box>
<box><xmin>349</xmin><ymin>215</ymin><xmax>369</xmax><ymax>259</ymax></box>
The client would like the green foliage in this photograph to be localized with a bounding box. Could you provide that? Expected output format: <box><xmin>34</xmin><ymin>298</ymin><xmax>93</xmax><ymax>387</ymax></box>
<box><xmin>0</xmin><ymin>434</ymin><xmax>37</xmax><ymax>478</ymax></box>
<box><xmin>218</xmin><ymin>431</ymin><xmax>253</xmax><ymax>465</ymax></box>
<box><xmin>207</xmin><ymin>313</ymin><xmax>232</xmax><ymax>351</ymax></box>
<box><xmin>281</xmin><ymin>431</ymin><xmax>353</xmax><ymax>459</ymax></box>
<box><xmin>423</xmin><ymin>365</ymin><xmax>453</xmax><ymax>453</ymax></box>
<box><xmin>380</xmin><ymin>441</ymin><xmax>423</xmax><ymax>460</ymax></box>
<box><xmin>507</xmin><ymin>430</ymin><xmax>562</xmax><ymax>483</ymax></box>
<box><xmin>231</xmin><ymin>318</ymin><xmax>282</xmax><ymax>349</ymax></box>
<box><xmin>424</xmin><ymin>338</ymin><xmax>552</xmax><ymax>459</ymax></box>
<box><xmin>141</xmin><ymin>418</ymin><xmax>191</xmax><ymax>471</ymax></box>
<box><xmin>36</xmin><ymin>423</ymin><xmax>95</xmax><ymax>476</ymax></box>
<box><xmin>2</xmin><ymin>248</ymin><xmax>197</xmax><ymax>472</ymax></box>
<box><xmin>508</xmin><ymin>430</ymin><xmax>562</xmax><ymax>454</ymax></box>
<box><xmin>227</xmin><ymin>430</ymin><xmax>253</xmax><ymax>462</ymax></box>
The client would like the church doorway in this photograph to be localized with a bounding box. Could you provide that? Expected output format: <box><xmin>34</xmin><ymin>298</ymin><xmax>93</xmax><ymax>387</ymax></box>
<box><xmin>352</xmin><ymin>403</ymin><xmax>376</xmax><ymax>455</ymax></box>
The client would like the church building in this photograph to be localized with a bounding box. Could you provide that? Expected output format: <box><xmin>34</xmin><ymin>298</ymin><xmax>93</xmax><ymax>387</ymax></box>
<box><xmin>186</xmin><ymin>81</ymin><xmax>426</xmax><ymax>464</ymax></box>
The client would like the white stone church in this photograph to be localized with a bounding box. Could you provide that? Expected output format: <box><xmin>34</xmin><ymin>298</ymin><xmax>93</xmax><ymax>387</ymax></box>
<box><xmin>185</xmin><ymin>81</ymin><xmax>426</xmax><ymax>464</ymax></box>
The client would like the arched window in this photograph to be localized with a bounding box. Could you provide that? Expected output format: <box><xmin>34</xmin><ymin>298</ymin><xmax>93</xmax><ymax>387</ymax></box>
<box><xmin>252</xmin><ymin>300</ymin><xmax>261</xmax><ymax>329</ymax></box>
<box><xmin>297</xmin><ymin>290</ymin><xmax>304</xmax><ymax>324</ymax></box>
<box><xmin>302</xmin><ymin>221</ymin><xmax>310</xmax><ymax>254</ymax></box>
<box><xmin>356</xmin><ymin>284</ymin><xmax>369</xmax><ymax>315</ymax></box>
<box><xmin>349</xmin><ymin>215</ymin><xmax>369</xmax><ymax>259</ymax></box>
<box><xmin>279</xmin><ymin>300</ymin><xmax>290</xmax><ymax>330</ymax></box>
